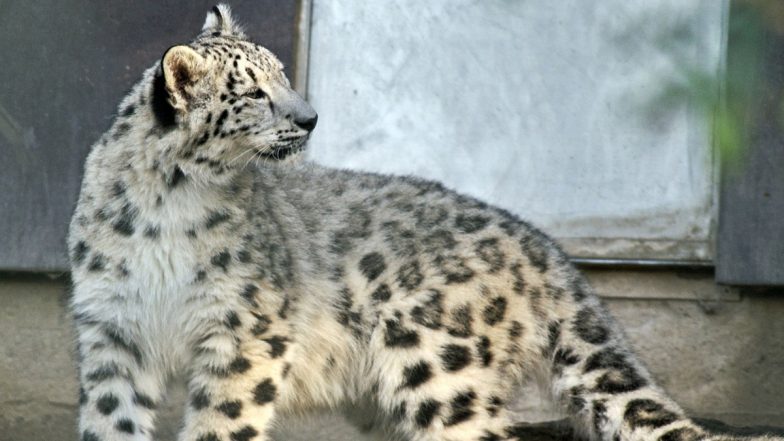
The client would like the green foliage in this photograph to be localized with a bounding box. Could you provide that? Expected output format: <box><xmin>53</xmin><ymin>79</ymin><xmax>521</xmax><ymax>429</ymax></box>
<box><xmin>652</xmin><ymin>0</ymin><xmax>781</xmax><ymax>172</ymax></box>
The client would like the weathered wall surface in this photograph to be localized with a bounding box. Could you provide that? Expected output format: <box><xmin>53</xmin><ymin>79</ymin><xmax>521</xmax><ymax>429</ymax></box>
<box><xmin>2</xmin><ymin>272</ymin><xmax>781</xmax><ymax>440</ymax></box>
<box><xmin>306</xmin><ymin>0</ymin><xmax>726</xmax><ymax>261</ymax></box>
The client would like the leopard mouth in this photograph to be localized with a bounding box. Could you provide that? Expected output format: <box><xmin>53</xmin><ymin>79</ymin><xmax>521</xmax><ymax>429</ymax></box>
<box><xmin>258</xmin><ymin>144</ymin><xmax>304</xmax><ymax>160</ymax></box>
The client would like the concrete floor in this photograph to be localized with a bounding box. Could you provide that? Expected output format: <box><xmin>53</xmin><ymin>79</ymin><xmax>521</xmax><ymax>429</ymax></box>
<box><xmin>1</xmin><ymin>269</ymin><xmax>782</xmax><ymax>440</ymax></box>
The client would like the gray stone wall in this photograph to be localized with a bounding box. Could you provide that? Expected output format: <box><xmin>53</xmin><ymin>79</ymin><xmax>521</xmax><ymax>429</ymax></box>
<box><xmin>306</xmin><ymin>0</ymin><xmax>726</xmax><ymax>261</ymax></box>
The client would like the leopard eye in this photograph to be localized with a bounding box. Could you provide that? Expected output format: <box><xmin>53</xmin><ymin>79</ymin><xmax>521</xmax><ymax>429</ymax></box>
<box><xmin>245</xmin><ymin>88</ymin><xmax>267</xmax><ymax>100</ymax></box>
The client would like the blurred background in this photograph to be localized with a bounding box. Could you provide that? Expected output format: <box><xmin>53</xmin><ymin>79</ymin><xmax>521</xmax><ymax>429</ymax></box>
<box><xmin>1</xmin><ymin>0</ymin><xmax>782</xmax><ymax>439</ymax></box>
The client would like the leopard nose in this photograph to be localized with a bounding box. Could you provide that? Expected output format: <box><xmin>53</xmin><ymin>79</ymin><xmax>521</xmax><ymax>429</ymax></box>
<box><xmin>294</xmin><ymin>113</ymin><xmax>318</xmax><ymax>132</ymax></box>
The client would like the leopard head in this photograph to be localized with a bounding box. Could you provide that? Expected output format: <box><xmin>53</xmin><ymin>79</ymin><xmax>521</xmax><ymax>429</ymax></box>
<box><xmin>152</xmin><ymin>4</ymin><xmax>317</xmax><ymax>175</ymax></box>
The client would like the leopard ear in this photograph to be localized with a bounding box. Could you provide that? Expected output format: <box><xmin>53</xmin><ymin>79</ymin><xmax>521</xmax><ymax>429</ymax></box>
<box><xmin>161</xmin><ymin>45</ymin><xmax>207</xmax><ymax>111</ymax></box>
<box><xmin>202</xmin><ymin>4</ymin><xmax>246</xmax><ymax>37</ymax></box>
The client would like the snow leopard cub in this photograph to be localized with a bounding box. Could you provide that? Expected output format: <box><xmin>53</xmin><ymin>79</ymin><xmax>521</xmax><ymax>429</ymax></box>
<box><xmin>68</xmin><ymin>4</ymin><xmax>779</xmax><ymax>441</ymax></box>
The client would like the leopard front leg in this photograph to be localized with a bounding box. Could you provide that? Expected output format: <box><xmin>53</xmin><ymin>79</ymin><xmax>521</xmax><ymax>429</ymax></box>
<box><xmin>179</xmin><ymin>307</ymin><xmax>291</xmax><ymax>441</ymax></box>
<box><xmin>76</xmin><ymin>318</ymin><xmax>165</xmax><ymax>441</ymax></box>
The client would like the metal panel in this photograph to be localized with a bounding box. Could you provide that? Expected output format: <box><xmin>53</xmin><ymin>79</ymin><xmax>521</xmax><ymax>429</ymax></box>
<box><xmin>716</xmin><ymin>9</ymin><xmax>784</xmax><ymax>285</ymax></box>
<box><xmin>0</xmin><ymin>1</ymin><xmax>299</xmax><ymax>272</ymax></box>
<box><xmin>306</xmin><ymin>0</ymin><xmax>726</xmax><ymax>262</ymax></box>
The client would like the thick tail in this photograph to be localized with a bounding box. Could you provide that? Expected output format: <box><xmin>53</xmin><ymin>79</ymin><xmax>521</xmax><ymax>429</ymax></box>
<box><xmin>536</xmin><ymin>279</ymin><xmax>781</xmax><ymax>441</ymax></box>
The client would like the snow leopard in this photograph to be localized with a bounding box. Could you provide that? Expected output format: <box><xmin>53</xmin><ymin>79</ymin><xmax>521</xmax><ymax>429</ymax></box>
<box><xmin>67</xmin><ymin>4</ymin><xmax>780</xmax><ymax>441</ymax></box>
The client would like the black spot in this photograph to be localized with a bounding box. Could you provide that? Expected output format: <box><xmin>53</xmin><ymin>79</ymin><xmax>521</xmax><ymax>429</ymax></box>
<box><xmin>113</xmin><ymin>122</ymin><xmax>131</xmax><ymax>140</ymax></box>
<box><xmin>115</xmin><ymin>418</ymin><xmax>135</xmax><ymax>434</ymax></box>
<box><xmin>211</xmin><ymin>250</ymin><xmax>231</xmax><ymax>271</ymax></box>
<box><xmin>359</xmin><ymin>252</ymin><xmax>386</xmax><ymax>281</ymax></box>
<box><xmin>595</xmin><ymin>366</ymin><xmax>648</xmax><ymax>394</ymax></box>
<box><xmin>401</xmin><ymin>361</ymin><xmax>432</xmax><ymax>389</ymax></box>
<box><xmin>446</xmin><ymin>304</ymin><xmax>473</xmax><ymax>338</ymax></box>
<box><xmin>486</xmin><ymin>396</ymin><xmax>503</xmax><ymax>417</ymax></box>
<box><xmin>477</xmin><ymin>335</ymin><xmax>493</xmax><ymax>366</ymax></box>
<box><xmin>117</xmin><ymin>261</ymin><xmax>131</xmax><ymax>278</ymax></box>
<box><xmin>195</xmin><ymin>270</ymin><xmax>207</xmax><ymax>282</ymax></box>
<box><xmin>240</xmin><ymin>284</ymin><xmax>258</xmax><ymax>306</ymax></box>
<box><xmin>384</xmin><ymin>318</ymin><xmax>420</xmax><ymax>348</ymax></box>
<box><xmin>86</xmin><ymin>363</ymin><xmax>118</xmax><ymax>382</ymax></box>
<box><xmin>79</xmin><ymin>387</ymin><xmax>88</xmax><ymax>406</ymax></box>
<box><xmin>572</xmin><ymin>283</ymin><xmax>588</xmax><ymax>302</ymax></box>
<box><xmin>520</xmin><ymin>233</ymin><xmax>550</xmax><ymax>273</ymax></box>
<box><xmin>278</xmin><ymin>295</ymin><xmax>291</xmax><ymax>319</ymax></box>
<box><xmin>230</xmin><ymin>426</ymin><xmax>258</xmax><ymax>441</ymax></box>
<box><xmin>216</xmin><ymin>109</ymin><xmax>229</xmax><ymax>126</ymax></box>
<box><xmin>245</xmin><ymin>67</ymin><xmax>257</xmax><ymax>81</ymax></box>
<box><xmin>95</xmin><ymin>206</ymin><xmax>111</xmax><ymax>222</ymax></box>
<box><xmin>554</xmin><ymin>347</ymin><xmax>580</xmax><ymax>366</ymax></box>
<box><xmin>186</xmin><ymin>228</ymin><xmax>198</xmax><ymax>239</ymax></box>
<box><xmin>624</xmin><ymin>399</ymin><xmax>679</xmax><ymax>429</ymax></box>
<box><xmin>410</xmin><ymin>290</ymin><xmax>443</xmax><ymax>330</ymax></box>
<box><xmin>509</xmin><ymin>262</ymin><xmax>526</xmax><ymax>295</ymax></box>
<box><xmin>440</xmin><ymin>344</ymin><xmax>472</xmax><ymax>371</ymax></box>
<box><xmin>72</xmin><ymin>241</ymin><xmax>89</xmax><ymax>265</ymax></box>
<box><xmin>545</xmin><ymin>321</ymin><xmax>561</xmax><ymax>355</ymax></box>
<box><xmin>134</xmin><ymin>391</ymin><xmax>156</xmax><ymax>409</ymax></box>
<box><xmin>196</xmin><ymin>131</ymin><xmax>210</xmax><ymax>146</ymax></box>
<box><xmin>445</xmin><ymin>390</ymin><xmax>477</xmax><ymax>427</ymax></box>
<box><xmin>568</xmin><ymin>386</ymin><xmax>586</xmax><ymax>413</ymax></box>
<box><xmin>217</xmin><ymin>400</ymin><xmax>242</xmax><ymax>419</ymax></box>
<box><xmin>82</xmin><ymin>431</ymin><xmax>101</xmax><ymax>441</ymax></box>
<box><xmin>253</xmin><ymin>378</ymin><xmax>276</xmax><ymax>404</ymax></box>
<box><xmin>111</xmin><ymin>181</ymin><xmax>126</xmax><ymax>198</ymax></box>
<box><xmin>480</xmin><ymin>431</ymin><xmax>503</xmax><ymax>441</ymax></box>
<box><xmin>205</xmin><ymin>210</ymin><xmax>231</xmax><ymax>229</ymax></box>
<box><xmin>112</xmin><ymin>202</ymin><xmax>138</xmax><ymax>236</ymax></box>
<box><xmin>482</xmin><ymin>296</ymin><xmax>507</xmax><ymax>326</ymax></box>
<box><xmin>87</xmin><ymin>252</ymin><xmax>107</xmax><ymax>272</ymax></box>
<box><xmin>196</xmin><ymin>433</ymin><xmax>220</xmax><ymax>441</ymax></box>
<box><xmin>250</xmin><ymin>313</ymin><xmax>272</xmax><ymax>336</ymax></box>
<box><xmin>573</xmin><ymin>308</ymin><xmax>610</xmax><ymax>345</ymax></box>
<box><xmin>121</xmin><ymin>103</ymin><xmax>136</xmax><ymax>117</ymax></box>
<box><xmin>143</xmin><ymin>224</ymin><xmax>160</xmax><ymax>239</ymax></box>
<box><xmin>237</xmin><ymin>249</ymin><xmax>252</xmax><ymax>263</ymax></box>
<box><xmin>390</xmin><ymin>401</ymin><xmax>407</xmax><ymax>422</ymax></box>
<box><xmin>509</xmin><ymin>321</ymin><xmax>524</xmax><ymax>338</ymax></box>
<box><xmin>263</xmin><ymin>336</ymin><xmax>287</xmax><ymax>358</ymax></box>
<box><xmin>96</xmin><ymin>394</ymin><xmax>119</xmax><ymax>415</ymax></box>
<box><xmin>151</xmin><ymin>69</ymin><xmax>176</xmax><ymax>128</ymax></box>
<box><xmin>593</xmin><ymin>400</ymin><xmax>608</xmax><ymax>434</ymax></box>
<box><xmin>397</xmin><ymin>260</ymin><xmax>423</xmax><ymax>290</ymax></box>
<box><xmin>455</xmin><ymin>213</ymin><xmax>490</xmax><ymax>233</ymax></box>
<box><xmin>414</xmin><ymin>399</ymin><xmax>441</xmax><ymax>428</ymax></box>
<box><xmin>191</xmin><ymin>388</ymin><xmax>210</xmax><ymax>409</ymax></box>
<box><xmin>584</xmin><ymin>348</ymin><xmax>629</xmax><ymax>373</ymax></box>
<box><xmin>435</xmin><ymin>255</ymin><xmax>475</xmax><ymax>284</ymax></box>
<box><xmin>229</xmin><ymin>356</ymin><xmax>252</xmax><ymax>374</ymax></box>
<box><xmin>659</xmin><ymin>428</ymin><xmax>702</xmax><ymax>441</ymax></box>
<box><xmin>476</xmin><ymin>237</ymin><xmax>505</xmax><ymax>272</ymax></box>
<box><xmin>103</xmin><ymin>325</ymin><xmax>143</xmax><ymax>365</ymax></box>
<box><xmin>167</xmin><ymin>166</ymin><xmax>185</xmax><ymax>188</ymax></box>
<box><xmin>225</xmin><ymin>311</ymin><xmax>241</xmax><ymax>329</ymax></box>
<box><xmin>335</xmin><ymin>288</ymin><xmax>362</xmax><ymax>336</ymax></box>
<box><xmin>371</xmin><ymin>284</ymin><xmax>392</xmax><ymax>302</ymax></box>
<box><xmin>423</xmin><ymin>229</ymin><xmax>457</xmax><ymax>250</ymax></box>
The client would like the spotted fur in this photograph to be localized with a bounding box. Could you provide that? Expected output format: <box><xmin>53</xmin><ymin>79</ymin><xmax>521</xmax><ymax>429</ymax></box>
<box><xmin>68</xmin><ymin>5</ymin><xmax>781</xmax><ymax>441</ymax></box>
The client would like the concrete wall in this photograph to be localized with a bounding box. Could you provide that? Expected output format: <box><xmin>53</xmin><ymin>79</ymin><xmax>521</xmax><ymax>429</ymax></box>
<box><xmin>3</xmin><ymin>271</ymin><xmax>782</xmax><ymax>440</ymax></box>
<box><xmin>306</xmin><ymin>0</ymin><xmax>726</xmax><ymax>261</ymax></box>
